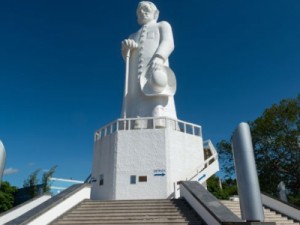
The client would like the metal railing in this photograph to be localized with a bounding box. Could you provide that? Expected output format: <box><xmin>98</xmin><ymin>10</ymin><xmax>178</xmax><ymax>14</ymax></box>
<box><xmin>94</xmin><ymin>117</ymin><xmax>202</xmax><ymax>141</ymax></box>
<box><xmin>182</xmin><ymin>139</ymin><xmax>218</xmax><ymax>182</ymax></box>
<box><xmin>172</xmin><ymin>140</ymin><xmax>219</xmax><ymax>198</ymax></box>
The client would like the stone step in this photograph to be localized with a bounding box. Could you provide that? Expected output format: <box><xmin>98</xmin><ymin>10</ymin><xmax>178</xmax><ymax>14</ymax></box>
<box><xmin>68</xmin><ymin>212</ymin><xmax>197</xmax><ymax>217</ymax></box>
<box><xmin>80</xmin><ymin>203</ymin><xmax>188</xmax><ymax>207</ymax></box>
<box><xmin>50</xmin><ymin>199</ymin><xmax>203</xmax><ymax>225</ymax></box>
<box><xmin>230</xmin><ymin>212</ymin><xmax>278</xmax><ymax>216</ymax></box>
<box><xmin>79</xmin><ymin>204</ymin><xmax>183</xmax><ymax>209</ymax></box>
<box><xmin>220</xmin><ymin>200</ymin><xmax>299</xmax><ymax>225</ymax></box>
<box><xmin>76</xmin><ymin>205</ymin><xmax>183</xmax><ymax>210</ymax></box>
<box><xmin>52</xmin><ymin>222</ymin><xmax>202</xmax><ymax>225</ymax></box>
<box><xmin>59</xmin><ymin>217</ymin><xmax>199</xmax><ymax>222</ymax></box>
<box><xmin>73</xmin><ymin>203</ymin><xmax>188</xmax><ymax>208</ymax></box>
<box><xmin>264</xmin><ymin>218</ymin><xmax>293</xmax><ymax>222</ymax></box>
<box><xmin>81</xmin><ymin>202</ymin><xmax>177</xmax><ymax>205</ymax></box>
<box><xmin>272</xmin><ymin>223</ymin><xmax>298</xmax><ymax>225</ymax></box>
<box><xmin>80</xmin><ymin>202</ymin><xmax>186</xmax><ymax>207</ymax></box>
<box><xmin>52</xmin><ymin>221</ymin><xmax>202</xmax><ymax>225</ymax></box>
<box><xmin>72</xmin><ymin>208</ymin><xmax>185</xmax><ymax>212</ymax></box>
<box><xmin>65</xmin><ymin>212</ymin><xmax>196</xmax><ymax>217</ymax></box>
<box><xmin>51</xmin><ymin>218</ymin><xmax>202</xmax><ymax>224</ymax></box>
<box><xmin>72</xmin><ymin>206</ymin><xmax>184</xmax><ymax>212</ymax></box>
<box><xmin>80</xmin><ymin>199</ymin><xmax>187</xmax><ymax>205</ymax></box>
<box><xmin>61</xmin><ymin>217</ymin><xmax>199</xmax><ymax>222</ymax></box>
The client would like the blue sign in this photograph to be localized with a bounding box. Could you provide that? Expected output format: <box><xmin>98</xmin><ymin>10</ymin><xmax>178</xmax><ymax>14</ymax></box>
<box><xmin>198</xmin><ymin>174</ymin><xmax>206</xmax><ymax>181</ymax></box>
<box><xmin>154</xmin><ymin>169</ymin><xmax>166</xmax><ymax>176</ymax></box>
<box><xmin>154</xmin><ymin>173</ymin><xmax>165</xmax><ymax>176</ymax></box>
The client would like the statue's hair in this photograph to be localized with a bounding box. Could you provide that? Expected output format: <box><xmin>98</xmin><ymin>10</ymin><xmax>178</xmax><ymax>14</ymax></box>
<box><xmin>137</xmin><ymin>1</ymin><xmax>160</xmax><ymax>24</ymax></box>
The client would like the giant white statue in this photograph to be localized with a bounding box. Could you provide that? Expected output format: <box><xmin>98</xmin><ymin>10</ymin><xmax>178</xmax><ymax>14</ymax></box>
<box><xmin>91</xmin><ymin>1</ymin><xmax>219</xmax><ymax>200</ymax></box>
<box><xmin>121</xmin><ymin>1</ymin><xmax>177</xmax><ymax>119</ymax></box>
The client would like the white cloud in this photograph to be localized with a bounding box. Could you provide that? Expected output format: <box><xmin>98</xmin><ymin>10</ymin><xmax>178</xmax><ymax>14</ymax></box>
<box><xmin>3</xmin><ymin>168</ymin><xmax>19</xmax><ymax>175</ymax></box>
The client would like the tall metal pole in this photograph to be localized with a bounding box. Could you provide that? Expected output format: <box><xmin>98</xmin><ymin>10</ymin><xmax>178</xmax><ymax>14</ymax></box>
<box><xmin>232</xmin><ymin>122</ymin><xmax>264</xmax><ymax>222</ymax></box>
<box><xmin>0</xmin><ymin>140</ymin><xmax>6</xmax><ymax>186</ymax></box>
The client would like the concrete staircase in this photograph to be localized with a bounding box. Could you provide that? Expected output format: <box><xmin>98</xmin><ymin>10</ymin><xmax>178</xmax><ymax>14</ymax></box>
<box><xmin>221</xmin><ymin>200</ymin><xmax>300</xmax><ymax>225</ymax></box>
<box><xmin>50</xmin><ymin>199</ymin><xmax>203</xmax><ymax>225</ymax></box>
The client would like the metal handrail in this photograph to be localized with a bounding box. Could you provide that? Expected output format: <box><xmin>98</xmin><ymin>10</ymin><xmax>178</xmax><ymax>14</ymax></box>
<box><xmin>94</xmin><ymin>117</ymin><xmax>202</xmax><ymax>141</ymax></box>
<box><xmin>172</xmin><ymin>140</ymin><xmax>219</xmax><ymax>198</ymax></box>
<box><xmin>182</xmin><ymin>140</ymin><xmax>218</xmax><ymax>181</ymax></box>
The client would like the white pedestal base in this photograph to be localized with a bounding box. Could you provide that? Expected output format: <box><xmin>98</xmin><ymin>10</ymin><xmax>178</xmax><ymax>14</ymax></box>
<box><xmin>91</xmin><ymin>118</ymin><xmax>204</xmax><ymax>200</ymax></box>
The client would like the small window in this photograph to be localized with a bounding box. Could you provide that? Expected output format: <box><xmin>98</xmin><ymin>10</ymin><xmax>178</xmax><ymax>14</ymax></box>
<box><xmin>139</xmin><ymin>176</ymin><xmax>147</xmax><ymax>182</ymax></box>
<box><xmin>130</xmin><ymin>175</ymin><xmax>136</xmax><ymax>184</ymax></box>
<box><xmin>99</xmin><ymin>174</ymin><xmax>104</xmax><ymax>186</ymax></box>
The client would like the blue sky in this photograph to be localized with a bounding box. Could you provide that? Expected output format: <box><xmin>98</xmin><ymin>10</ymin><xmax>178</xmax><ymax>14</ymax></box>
<box><xmin>1</xmin><ymin>0</ymin><xmax>299</xmax><ymax>187</ymax></box>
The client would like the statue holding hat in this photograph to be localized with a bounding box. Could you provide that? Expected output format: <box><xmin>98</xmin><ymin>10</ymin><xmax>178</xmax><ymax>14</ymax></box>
<box><xmin>121</xmin><ymin>1</ymin><xmax>177</xmax><ymax>119</ymax></box>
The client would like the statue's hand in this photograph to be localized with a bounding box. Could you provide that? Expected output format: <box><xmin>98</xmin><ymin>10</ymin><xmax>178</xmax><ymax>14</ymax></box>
<box><xmin>150</xmin><ymin>56</ymin><xmax>164</xmax><ymax>72</ymax></box>
<box><xmin>122</xmin><ymin>39</ymin><xmax>138</xmax><ymax>51</ymax></box>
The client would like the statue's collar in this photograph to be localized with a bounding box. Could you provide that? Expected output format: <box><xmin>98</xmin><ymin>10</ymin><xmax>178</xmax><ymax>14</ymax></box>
<box><xmin>142</xmin><ymin>20</ymin><xmax>156</xmax><ymax>27</ymax></box>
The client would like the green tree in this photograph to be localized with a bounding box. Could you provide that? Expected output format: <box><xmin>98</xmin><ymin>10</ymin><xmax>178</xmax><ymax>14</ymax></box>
<box><xmin>207</xmin><ymin>175</ymin><xmax>238</xmax><ymax>199</ymax></box>
<box><xmin>0</xmin><ymin>181</ymin><xmax>17</xmax><ymax>213</ymax></box>
<box><xmin>41</xmin><ymin>165</ymin><xmax>57</xmax><ymax>193</ymax></box>
<box><xmin>251</xmin><ymin>95</ymin><xmax>300</xmax><ymax>203</ymax></box>
<box><xmin>217</xmin><ymin>94</ymin><xmax>300</xmax><ymax>205</ymax></box>
<box><xmin>217</xmin><ymin>140</ymin><xmax>235</xmax><ymax>179</ymax></box>
<box><xmin>23</xmin><ymin>165</ymin><xmax>58</xmax><ymax>198</ymax></box>
<box><xmin>23</xmin><ymin>169</ymin><xmax>41</xmax><ymax>198</ymax></box>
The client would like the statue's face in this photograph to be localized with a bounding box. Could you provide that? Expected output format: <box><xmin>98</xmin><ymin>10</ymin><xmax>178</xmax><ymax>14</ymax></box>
<box><xmin>137</xmin><ymin>3</ymin><xmax>156</xmax><ymax>25</ymax></box>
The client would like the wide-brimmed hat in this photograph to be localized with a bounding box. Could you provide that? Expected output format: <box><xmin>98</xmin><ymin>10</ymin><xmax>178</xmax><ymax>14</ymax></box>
<box><xmin>140</xmin><ymin>65</ymin><xmax>177</xmax><ymax>96</ymax></box>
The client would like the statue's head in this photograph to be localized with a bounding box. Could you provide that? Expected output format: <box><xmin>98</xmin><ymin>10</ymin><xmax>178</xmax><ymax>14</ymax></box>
<box><xmin>136</xmin><ymin>1</ymin><xmax>159</xmax><ymax>25</ymax></box>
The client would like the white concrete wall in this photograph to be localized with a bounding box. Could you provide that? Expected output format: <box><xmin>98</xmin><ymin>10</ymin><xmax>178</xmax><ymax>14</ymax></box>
<box><xmin>0</xmin><ymin>195</ymin><xmax>51</xmax><ymax>225</ymax></box>
<box><xmin>90</xmin><ymin>133</ymin><xmax>117</xmax><ymax>199</ymax></box>
<box><xmin>166</xmin><ymin>129</ymin><xmax>204</xmax><ymax>196</ymax></box>
<box><xmin>115</xmin><ymin>129</ymin><xmax>168</xmax><ymax>199</ymax></box>
<box><xmin>27</xmin><ymin>185</ymin><xmax>91</xmax><ymax>225</ymax></box>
